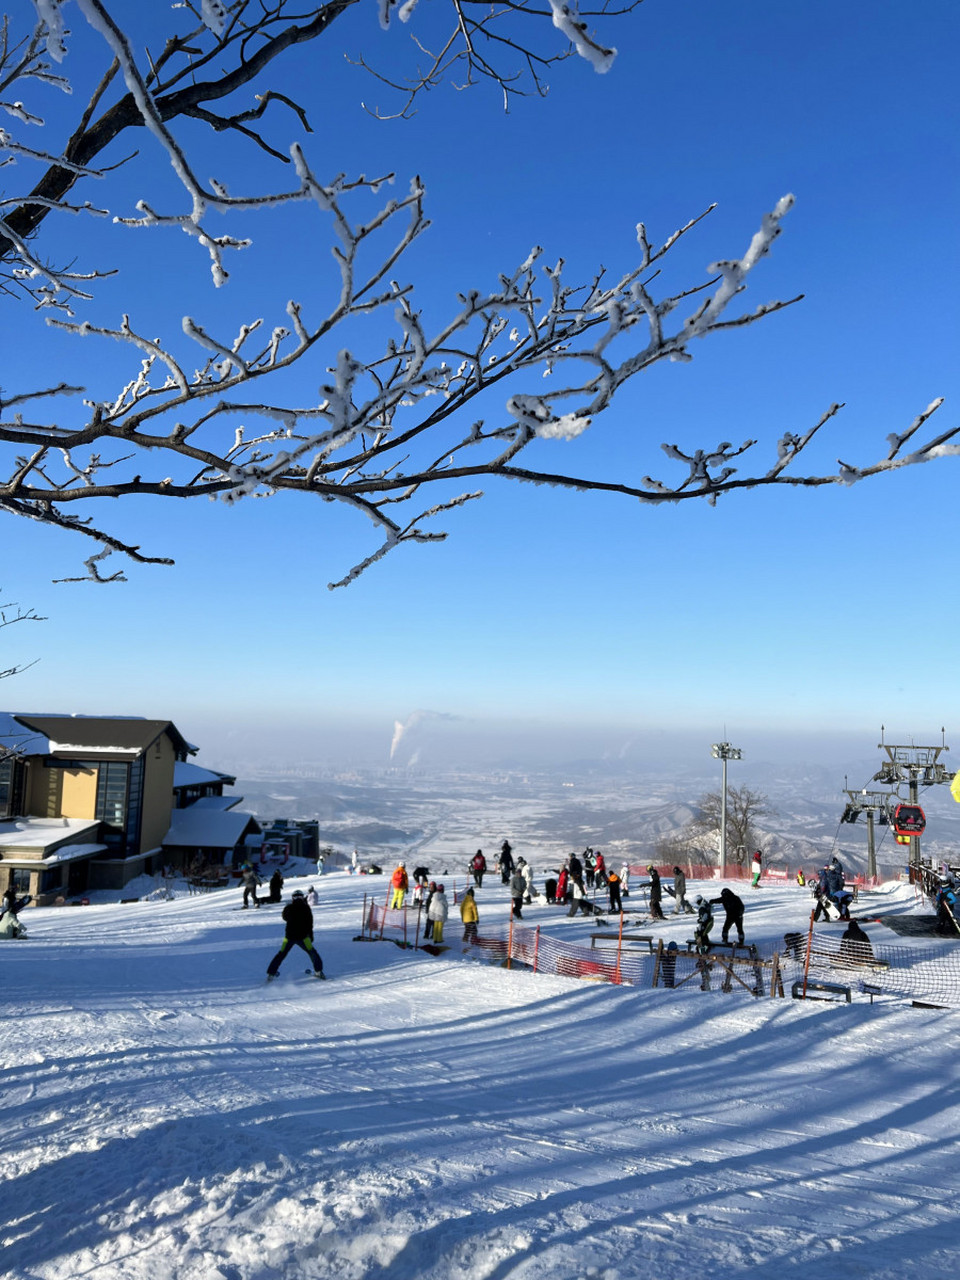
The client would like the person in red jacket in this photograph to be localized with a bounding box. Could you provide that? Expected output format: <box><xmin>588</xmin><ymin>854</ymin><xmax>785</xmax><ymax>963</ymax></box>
<box><xmin>390</xmin><ymin>862</ymin><xmax>409</xmax><ymax>909</ymax></box>
<box><xmin>470</xmin><ymin>849</ymin><xmax>487</xmax><ymax>888</ymax></box>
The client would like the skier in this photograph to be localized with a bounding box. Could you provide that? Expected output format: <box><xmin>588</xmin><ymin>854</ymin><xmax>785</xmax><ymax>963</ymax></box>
<box><xmin>351</xmin><ymin>848</ymin><xmax>359</xmax><ymax>875</ymax></box>
<box><xmin>267</xmin><ymin>868</ymin><xmax>284</xmax><ymax>903</ymax></box>
<box><xmin>306</xmin><ymin>885</ymin><xmax>319</xmax><ymax>906</ymax></box>
<box><xmin>673</xmin><ymin>866</ymin><xmax>694</xmax><ymax>914</ymax></box>
<box><xmin>390</xmin><ymin>862</ymin><xmax>409</xmax><ymax>909</ymax></box>
<box><xmin>509</xmin><ymin>866</ymin><xmax>525</xmax><ymax>919</ymax></box>
<box><xmin>750</xmin><ymin>849</ymin><xmax>763</xmax><ymax>889</ymax></box>
<box><xmin>460</xmin><ymin>885</ymin><xmax>479</xmax><ymax>943</ymax></box>
<box><xmin>593</xmin><ymin>851</ymin><xmax>606</xmax><ymax>885</ymax></box>
<box><xmin>568</xmin><ymin>850</ymin><xmax>583</xmax><ymax>886</ymax></box>
<box><xmin>266</xmin><ymin>889</ymin><xmax>325</xmax><ymax>981</ymax></box>
<box><xmin>240</xmin><ymin>863</ymin><xmax>262</xmax><ymax>909</ymax></box>
<box><xmin>709</xmin><ymin>887</ymin><xmax>745</xmax><ymax>946</ymax></box>
<box><xmin>693</xmin><ymin>896</ymin><xmax>714</xmax><ymax>952</ymax></box>
<box><xmin>316</xmin><ymin>851</ymin><xmax>325</xmax><ymax>876</ymax></box>
<box><xmin>428</xmin><ymin>883</ymin><xmax>449</xmax><ymax>943</ymax></box>
<box><xmin>520</xmin><ymin>857</ymin><xmax>535</xmax><ymax>904</ymax></box>
<box><xmin>499</xmin><ymin>840</ymin><xmax>514</xmax><ymax>884</ymax></box>
<box><xmin>646</xmin><ymin>865</ymin><xmax>665</xmax><ymax>920</ymax></box>
<box><xmin>470</xmin><ymin>849</ymin><xmax>487</xmax><ymax>888</ymax></box>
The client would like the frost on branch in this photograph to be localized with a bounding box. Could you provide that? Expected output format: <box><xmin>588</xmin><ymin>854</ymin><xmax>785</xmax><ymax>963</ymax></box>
<box><xmin>547</xmin><ymin>1</ymin><xmax>617</xmax><ymax>73</ymax></box>
<box><xmin>2</xmin><ymin>172</ymin><xmax>954</xmax><ymax>588</ymax></box>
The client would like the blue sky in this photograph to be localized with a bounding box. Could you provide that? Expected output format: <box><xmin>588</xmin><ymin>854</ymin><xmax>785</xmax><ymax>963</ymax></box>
<box><xmin>3</xmin><ymin>0</ymin><xmax>958</xmax><ymax>769</ymax></box>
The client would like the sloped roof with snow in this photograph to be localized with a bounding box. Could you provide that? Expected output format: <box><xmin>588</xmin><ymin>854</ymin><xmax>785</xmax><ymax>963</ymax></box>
<box><xmin>163</xmin><ymin>808</ymin><xmax>260</xmax><ymax>850</ymax></box>
<box><xmin>10</xmin><ymin>714</ymin><xmax>193</xmax><ymax>760</ymax></box>
<box><xmin>173</xmin><ymin>761</ymin><xmax>236</xmax><ymax>789</ymax></box>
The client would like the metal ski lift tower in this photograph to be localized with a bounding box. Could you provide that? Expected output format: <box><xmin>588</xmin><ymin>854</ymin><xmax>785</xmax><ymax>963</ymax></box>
<box><xmin>873</xmin><ymin>727</ymin><xmax>952</xmax><ymax>874</ymax></box>
<box><xmin>711</xmin><ymin>741</ymin><xmax>742</xmax><ymax>877</ymax></box>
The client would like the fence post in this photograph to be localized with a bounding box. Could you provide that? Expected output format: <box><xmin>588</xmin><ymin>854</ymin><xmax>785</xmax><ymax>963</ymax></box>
<box><xmin>653</xmin><ymin>939</ymin><xmax>663</xmax><ymax>988</ymax></box>
<box><xmin>414</xmin><ymin>900</ymin><xmax>422</xmax><ymax>950</ymax></box>
<box><xmin>508</xmin><ymin>913</ymin><xmax>514</xmax><ymax>969</ymax></box>
<box><xmin>533</xmin><ymin>925</ymin><xmax>540</xmax><ymax>974</ymax></box>
<box><xmin>362</xmin><ymin>892</ymin><xmax>367</xmax><ymax>939</ymax></box>
<box><xmin>403</xmin><ymin>904</ymin><xmax>407</xmax><ymax>948</ymax></box>
<box><xmin>379</xmin><ymin>887</ymin><xmax>389</xmax><ymax>940</ymax></box>
<box><xmin>615</xmin><ymin>909</ymin><xmax>625</xmax><ymax>984</ymax></box>
<box><xmin>801</xmin><ymin>909</ymin><xmax>816</xmax><ymax>998</ymax></box>
<box><xmin>770</xmin><ymin>951</ymin><xmax>783</xmax><ymax>998</ymax></box>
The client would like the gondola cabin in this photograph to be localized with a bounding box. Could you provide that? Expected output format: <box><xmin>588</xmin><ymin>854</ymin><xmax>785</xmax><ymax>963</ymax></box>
<box><xmin>892</xmin><ymin>804</ymin><xmax>926</xmax><ymax>836</ymax></box>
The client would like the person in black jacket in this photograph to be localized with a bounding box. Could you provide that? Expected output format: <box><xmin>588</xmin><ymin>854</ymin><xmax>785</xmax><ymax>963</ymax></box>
<box><xmin>646</xmin><ymin>865</ymin><xmax>665</xmax><ymax>920</ymax></box>
<box><xmin>709</xmin><ymin>887</ymin><xmax>745</xmax><ymax>945</ymax></box>
<box><xmin>266</xmin><ymin>889</ymin><xmax>325</xmax><ymax>980</ymax></box>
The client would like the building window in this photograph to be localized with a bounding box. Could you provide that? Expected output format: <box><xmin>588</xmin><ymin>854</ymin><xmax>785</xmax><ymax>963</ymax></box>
<box><xmin>96</xmin><ymin>762</ymin><xmax>129</xmax><ymax>828</ymax></box>
<box><xmin>0</xmin><ymin>756</ymin><xmax>25</xmax><ymax>819</ymax></box>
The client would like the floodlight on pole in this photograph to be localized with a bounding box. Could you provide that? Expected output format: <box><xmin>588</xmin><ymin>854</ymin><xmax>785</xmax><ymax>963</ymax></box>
<box><xmin>711</xmin><ymin>741</ymin><xmax>742</xmax><ymax>876</ymax></box>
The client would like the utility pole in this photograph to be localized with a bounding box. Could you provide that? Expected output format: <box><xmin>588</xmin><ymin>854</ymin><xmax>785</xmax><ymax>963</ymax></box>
<box><xmin>840</xmin><ymin>788</ymin><xmax>892</xmax><ymax>880</ymax></box>
<box><xmin>711</xmin><ymin>741</ymin><xmax>742</xmax><ymax>877</ymax></box>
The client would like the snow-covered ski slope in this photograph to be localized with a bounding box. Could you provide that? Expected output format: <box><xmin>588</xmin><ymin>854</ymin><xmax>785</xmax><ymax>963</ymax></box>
<box><xmin>3</xmin><ymin>873</ymin><xmax>960</xmax><ymax>1280</ymax></box>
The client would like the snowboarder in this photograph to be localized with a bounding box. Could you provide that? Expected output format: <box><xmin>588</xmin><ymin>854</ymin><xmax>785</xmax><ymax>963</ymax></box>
<box><xmin>584</xmin><ymin>849</ymin><xmax>597</xmax><ymax>889</ymax></box>
<box><xmin>316</xmin><ymin>851</ymin><xmax>325</xmax><ymax>875</ymax></box>
<box><xmin>267</xmin><ymin>868</ymin><xmax>284</xmax><ymax>903</ymax></box>
<box><xmin>568</xmin><ymin>876</ymin><xmax>591</xmax><ymax>917</ymax></box>
<box><xmin>673</xmin><ymin>866</ymin><xmax>694</xmax><ymax>914</ymax></box>
<box><xmin>593</xmin><ymin>851</ymin><xmax>606</xmax><ymax>885</ymax></box>
<box><xmin>460</xmin><ymin>885</ymin><xmax>479</xmax><ymax>942</ymax></box>
<box><xmin>750</xmin><ymin>850</ymin><xmax>763</xmax><ymax>889</ymax></box>
<box><xmin>428</xmin><ymin>883</ymin><xmax>449</xmax><ymax>942</ymax></box>
<box><xmin>241</xmin><ymin>864</ymin><xmax>262</xmax><ymax>909</ymax></box>
<box><xmin>840</xmin><ymin>919</ymin><xmax>874</xmax><ymax>963</ymax></box>
<box><xmin>306</xmin><ymin>885</ymin><xmax>319</xmax><ymax>906</ymax></box>
<box><xmin>619</xmin><ymin>863</ymin><xmax>630</xmax><ymax>898</ymax></box>
<box><xmin>646</xmin><ymin>865</ymin><xmax>664</xmax><ymax>920</ymax></box>
<box><xmin>509</xmin><ymin>867</ymin><xmax>525</xmax><ymax>919</ymax></box>
<box><xmin>470</xmin><ymin>849</ymin><xmax>487</xmax><ymax>888</ymax></box>
<box><xmin>693</xmin><ymin>896</ymin><xmax>714</xmax><ymax>952</ymax></box>
<box><xmin>390</xmin><ymin>862</ymin><xmax>409</xmax><ymax>909</ymax></box>
<box><xmin>519</xmin><ymin>857</ymin><xmax>534</xmax><ymax>904</ymax></box>
<box><xmin>266</xmin><ymin>889</ymin><xmax>325</xmax><ymax>980</ymax></box>
<box><xmin>709</xmin><ymin>887</ymin><xmax>745</xmax><ymax>946</ymax></box>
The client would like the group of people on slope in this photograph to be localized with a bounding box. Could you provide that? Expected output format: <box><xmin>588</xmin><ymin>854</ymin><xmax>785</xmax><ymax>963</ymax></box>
<box><xmin>809</xmin><ymin>856</ymin><xmax>852</xmax><ymax>922</ymax></box>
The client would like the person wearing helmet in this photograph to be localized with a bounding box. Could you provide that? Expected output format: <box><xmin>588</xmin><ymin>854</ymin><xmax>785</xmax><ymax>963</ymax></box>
<box><xmin>646</xmin><ymin>865</ymin><xmax>664</xmax><ymax>920</ymax></box>
<box><xmin>390</xmin><ymin>862</ymin><xmax>409</xmax><ymax>910</ymax></box>
<box><xmin>428</xmin><ymin>883</ymin><xmax>449</xmax><ymax>942</ymax></box>
<box><xmin>693</xmin><ymin>896</ymin><xmax>714</xmax><ymax>953</ymax></box>
<box><xmin>266</xmin><ymin>887</ymin><xmax>325</xmax><ymax>981</ymax></box>
<box><xmin>709</xmin><ymin>887</ymin><xmax>746</xmax><ymax>946</ymax></box>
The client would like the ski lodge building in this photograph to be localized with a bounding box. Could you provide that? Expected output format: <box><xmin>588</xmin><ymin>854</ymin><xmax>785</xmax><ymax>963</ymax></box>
<box><xmin>0</xmin><ymin>713</ymin><xmax>259</xmax><ymax>905</ymax></box>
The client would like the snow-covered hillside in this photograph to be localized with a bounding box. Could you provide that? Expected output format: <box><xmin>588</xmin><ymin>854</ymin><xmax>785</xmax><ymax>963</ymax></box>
<box><xmin>3</xmin><ymin>871</ymin><xmax>960</xmax><ymax>1280</ymax></box>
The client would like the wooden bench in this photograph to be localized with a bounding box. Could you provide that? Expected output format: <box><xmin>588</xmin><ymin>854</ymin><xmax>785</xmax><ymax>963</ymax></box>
<box><xmin>590</xmin><ymin>931</ymin><xmax>654</xmax><ymax>953</ymax></box>
<box><xmin>791</xmin><ymin>979</ymin><xmax>852</xmax><ymax>1003</ymax></box>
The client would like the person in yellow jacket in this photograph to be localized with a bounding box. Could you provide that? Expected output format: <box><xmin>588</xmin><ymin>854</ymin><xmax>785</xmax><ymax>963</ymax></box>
<box><xmin>460</xmin><ymin>885</ymin><xmax>479</xmax><ymax>943</ymax></box>
<box><xmin>390</xmin><ymin>862</ymin><xmax>408</xmax><ymax>909</ymax></box>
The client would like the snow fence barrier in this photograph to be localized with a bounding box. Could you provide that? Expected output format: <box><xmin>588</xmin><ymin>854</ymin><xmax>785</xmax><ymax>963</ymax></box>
<box><xmin>360</xmin><ymin>898</ymin><xmax>960</xmax><ymax>1008</ymax></box>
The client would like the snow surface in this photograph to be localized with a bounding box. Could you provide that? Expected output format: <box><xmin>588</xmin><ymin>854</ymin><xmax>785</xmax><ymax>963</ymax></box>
<box><xmin>3</xmin><ymin>872</ymin><xmax>960</xmax><ymax>1280</ymax></box>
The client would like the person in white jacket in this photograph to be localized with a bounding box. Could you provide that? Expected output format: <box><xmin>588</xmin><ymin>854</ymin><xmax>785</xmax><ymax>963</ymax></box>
<box><xmin>427</xmin><ymin>884</ymin><xmax>449</xmax><ymax>942</ymax></box>
<box><xmin>567</xmin><ymin>876</ymin><xmax>591</xmax><ymax>917</ymax></box>
<box><xmin>519</xmin><ymin>858</ymin><xmax>534</xmax><ymax>904</ymax></box>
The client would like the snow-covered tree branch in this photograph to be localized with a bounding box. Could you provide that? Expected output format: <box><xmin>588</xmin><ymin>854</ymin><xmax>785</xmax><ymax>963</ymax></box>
<box><xmin>0</xmin><ymin>2</ymin><xmax>955</xmax><ymax>587</ymax></box>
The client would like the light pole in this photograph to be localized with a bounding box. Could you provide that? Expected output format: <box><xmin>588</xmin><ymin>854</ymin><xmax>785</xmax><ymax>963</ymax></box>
<box><xmin>711</xmin><ymin>741</ymin><xmax>742</xmax><ymax>877</ymax></box>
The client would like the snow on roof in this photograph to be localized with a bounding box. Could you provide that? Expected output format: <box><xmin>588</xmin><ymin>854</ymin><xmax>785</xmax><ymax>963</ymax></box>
<box><xmin>188</xmin><ymin>795</ymin><xmax>242</xmax><ymax>811</ymax></box>
<box><xmin>163</xmin><ymin>807</ymin><xmax>259</xmax><ymax>850</ymax></box>
<box><xmin>173</xmin><ymin>761</ymin><xmax>236</xmax><ymax>789</ymax></box>
<box><xmin>1</xmin><ymin>842</ymin><xmax>110</xmax><ymax>869</ymax></box>
<box><xmin>10</xmin><ymin>714</ymin><xmax>194</xmax><ymax>758</ymax></box>
<box><xmin>0</xmin><ymin>816</ymin><xmax>102</xmax><ymax>852</ymax></box>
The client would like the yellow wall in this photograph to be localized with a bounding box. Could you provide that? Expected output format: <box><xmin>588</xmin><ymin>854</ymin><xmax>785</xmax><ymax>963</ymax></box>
<box><xmin>141</xmin><ymin>732</ymin><xmax>176</xmax><ymax>853</ymax></box>
<box><xmin>59</xmin><ymin>767</ymin><xmax>98</xmax><ymax>819</ymax></box>
<box><xmin>25</xmin><ymin>760</ymin><xmax>61</xmax><ymax>817</ymax></box>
